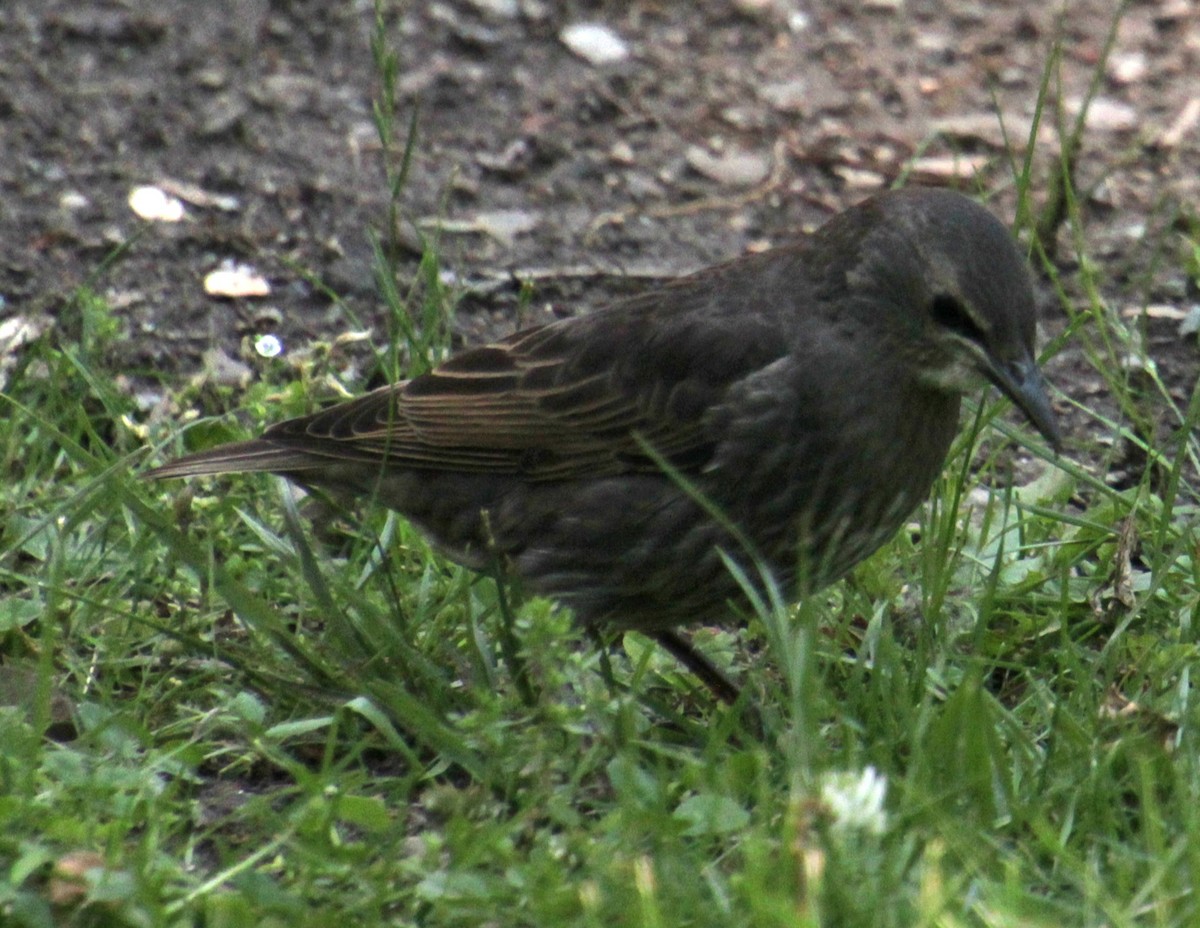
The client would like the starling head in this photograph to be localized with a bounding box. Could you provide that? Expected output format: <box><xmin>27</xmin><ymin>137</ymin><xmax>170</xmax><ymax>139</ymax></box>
<box><xmin>825</xmin><ymin>188</ymin><xmax>1060</xmax><ymax>449</ymax></box>
<box><xmin>148</xmin><ymin>188</ymin><xmax>1060</xmax><ymax>642</ymax></box>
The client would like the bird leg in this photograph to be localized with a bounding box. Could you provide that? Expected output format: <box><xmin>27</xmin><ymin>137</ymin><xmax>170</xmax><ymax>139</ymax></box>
<box><xmin>650</xmin><ymin>629</ymin><xmax>741</xmax><ymax>705</ymax></box>
<box><xmin>586</xmin><ymin>626</ymin><xmax>738</xmax><ymax>704</ymax></box>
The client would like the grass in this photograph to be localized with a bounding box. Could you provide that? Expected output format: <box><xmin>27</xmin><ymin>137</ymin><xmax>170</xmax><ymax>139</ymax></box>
<box><xmin>4</xmin><ymin>8</ymin><xmax>1200</xmax><ymax>928</ymax></box>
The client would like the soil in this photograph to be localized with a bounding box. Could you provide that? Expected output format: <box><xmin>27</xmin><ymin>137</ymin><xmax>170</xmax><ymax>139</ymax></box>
<box><xmin>3</xmin><ymin>0</ymin><xmax>1200</xmax><ymax>462</ymax></box>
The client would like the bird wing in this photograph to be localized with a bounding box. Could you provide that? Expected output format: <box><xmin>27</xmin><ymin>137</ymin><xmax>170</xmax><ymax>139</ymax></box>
<box><xmin>145</xmin><ymin>252</ymin><xmax>801</xmax><ymax>483</ymax></box>
<box><xmin>263</xmin><ymin>270</ymin><xmax>792</xmax><ymax>481</ymax></box>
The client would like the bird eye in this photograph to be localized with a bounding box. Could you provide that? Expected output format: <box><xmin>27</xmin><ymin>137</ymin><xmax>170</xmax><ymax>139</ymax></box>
<box><xmin>929</xmin><ymin>294</ymin><xmax>985</xmax><ymax>344</ymax></box>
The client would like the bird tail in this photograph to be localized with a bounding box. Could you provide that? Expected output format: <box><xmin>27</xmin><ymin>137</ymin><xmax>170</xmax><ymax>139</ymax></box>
<box><xmin>144</xmin><ymin>439</ymin><xmax>321</xmax><ymax>480</ymax></box>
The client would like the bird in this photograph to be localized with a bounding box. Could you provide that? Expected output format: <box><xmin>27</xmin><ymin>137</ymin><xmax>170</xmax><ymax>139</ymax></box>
<box><xmin>147</xmin><ymin>187</ymin><xmax>1061</xmax><ymax>702</ymax></box>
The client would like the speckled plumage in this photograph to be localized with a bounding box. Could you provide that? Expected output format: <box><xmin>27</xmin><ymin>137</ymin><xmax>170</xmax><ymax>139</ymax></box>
<box><xmin>149</xmin><ymin>188</ymin><xmax>1060</xmax><ymax>642</ymax></box>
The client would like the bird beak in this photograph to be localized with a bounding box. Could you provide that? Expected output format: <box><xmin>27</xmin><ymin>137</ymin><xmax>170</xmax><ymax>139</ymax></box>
<box><xmin>985</xmin><ymin>354</ymin><xmax>1062</xmax><ymax>451</ymax></box>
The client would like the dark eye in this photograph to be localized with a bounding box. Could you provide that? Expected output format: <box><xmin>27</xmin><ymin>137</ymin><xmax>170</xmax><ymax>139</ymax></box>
<box><xmin>930</xmin><ymin>294</ymin><xmax>985</xmax><ymax>344</ymax></box>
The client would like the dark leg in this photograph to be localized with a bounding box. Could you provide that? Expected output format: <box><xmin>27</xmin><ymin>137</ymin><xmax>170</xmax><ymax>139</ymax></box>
<box><xmin>651</xmin><ymin>629</ymin><xmax>741</xmax><ymax>705</ymax></box>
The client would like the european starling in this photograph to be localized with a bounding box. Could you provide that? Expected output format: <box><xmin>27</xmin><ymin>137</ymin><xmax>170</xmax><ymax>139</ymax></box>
<box><xmin>148</xmin><ymin>188</ymin><xmax>1060</xmax><ymax>698</ymax></box>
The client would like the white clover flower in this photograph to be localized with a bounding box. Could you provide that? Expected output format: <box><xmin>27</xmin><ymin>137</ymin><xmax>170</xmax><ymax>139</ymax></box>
<box><xmin>820</xmin><ymin>766</ymin><xmax>888</xmax><ymax>835</ymax></box>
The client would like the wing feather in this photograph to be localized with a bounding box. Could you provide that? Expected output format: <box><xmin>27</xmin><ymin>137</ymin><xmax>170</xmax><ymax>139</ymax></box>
<box><xmin>153</xmin><ymin>250</ymin><xmax>798</xmax><ymax>481</ymax></box>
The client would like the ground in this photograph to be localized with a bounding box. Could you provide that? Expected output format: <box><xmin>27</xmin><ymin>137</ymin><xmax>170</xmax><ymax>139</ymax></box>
<box><xmin>4</xmin><ymin>0</ymin><xmax>1198</xmax><ymax>453</ymax></box>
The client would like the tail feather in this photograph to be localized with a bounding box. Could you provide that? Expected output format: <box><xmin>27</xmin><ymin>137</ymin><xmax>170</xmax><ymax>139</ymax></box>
<box><xmin>144</xmin><ymin>439</ymin><xmax>324</xmax><ymax>480</ymax></box>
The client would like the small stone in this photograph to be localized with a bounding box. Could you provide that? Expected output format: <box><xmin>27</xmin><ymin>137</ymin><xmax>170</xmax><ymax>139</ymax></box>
<box><xmin>128</xmin><ymin>185</ymin><xmax>185</xmax><ymax>222</ymax></box>
<box><xmin>204</xmin><ymin>262</ymin><xmax>270</xmax><ymax>298</ymax></box>
<box><xmin>609</xmin><ymin>141</ymin><xmax>635</xmax><ymax>165</ymax></box>
<box><xmin>59</xmin><ymin>191</ymin><xmax>90</xmax><ymax>211</ymax></box>
<box><xmin>1108</xmin><ymin>52</ymin><xmax>1147</xmax><ymax>85</ymax></box>
<box><xmin>685</xmin><ymin>145</ymin><xmax>770</xmax><ymax>187</ymax></box>
<box><xmin>560</xmin><ymin>22</ymin><xmax>629</xmax><ymax>65</ymax></box>
<box><xmin>1070</xmin><ymin>96</ymin><xmax>1138</xmax><ymax>133</ymax></box>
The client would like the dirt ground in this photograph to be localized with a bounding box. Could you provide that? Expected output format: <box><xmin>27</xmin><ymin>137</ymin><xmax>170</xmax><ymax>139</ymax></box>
<box><xmin>3</xmin><ymin>0</ymin><xmax>1200</xmax><ymax>455</ymax></box>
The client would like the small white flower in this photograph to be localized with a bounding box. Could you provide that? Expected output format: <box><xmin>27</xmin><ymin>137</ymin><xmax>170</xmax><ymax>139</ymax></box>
<box><xmin>820</xmin><ymin>766</ymin><xmax>888</xmax><ymax>835</ymax></box>
<box><xmin>254</xmin><ymin>334</ymin><xmax>283</xmax><ymax>358</ymax></box>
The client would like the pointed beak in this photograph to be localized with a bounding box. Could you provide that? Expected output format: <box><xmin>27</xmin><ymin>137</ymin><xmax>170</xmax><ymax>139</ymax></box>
<box><xmin>985</xmin><ymin>354</ymin><xmax>1062</xmax><ymax>451</ymax></box>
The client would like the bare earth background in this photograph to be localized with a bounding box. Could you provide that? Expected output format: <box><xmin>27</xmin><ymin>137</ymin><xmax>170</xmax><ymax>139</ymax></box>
<box><xmin>3</xmin><ymin>0</ymin><xmax>1200</xmax><ymax>456</ymax></box>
